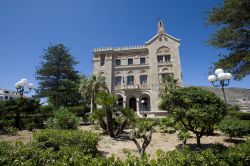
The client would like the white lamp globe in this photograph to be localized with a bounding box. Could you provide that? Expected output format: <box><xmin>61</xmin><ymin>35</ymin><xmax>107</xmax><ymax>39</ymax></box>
<box><xmin>208</xmin><ymin>75</ymin><xmax>217</xmax><ymax>82</ymax></box>
<box><xmin>28</xmin><ymin>83</ymin><xmax>35</xmax><ymax>89</ymax></box>
<box><xmin>225</xmin><ymin>73</ymin><xmax>232</xmax><ymax>80</ymax></box>
<box><xmin>141</xmin><ymin>100</ymin><xmax>145</xmax><ymax>104</ymax></box>
<box><xmin>215</xmin><ymin>68</ymin><xmax>224</xmax><ymax>75</ymax></box>
<box><xmin>218</xmin><ymin>73</ymin><xmax>227</xmax><ymax>80</ymax></box>
<box><xmin>15</xmin><ymin>81</ymin><xmax>22</xmax><ymax>88</ymax></box>
<box><xmin>20</xmin><ymin>78</ymin><xmax>28</xmax><ymax>85</ymax></box>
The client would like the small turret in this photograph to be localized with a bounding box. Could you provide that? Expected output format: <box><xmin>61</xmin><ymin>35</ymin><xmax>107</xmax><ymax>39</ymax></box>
<box><xmin>157</xmin><ymin>19</ymin><xmax>165</xmax><ymax>35</ymax></box>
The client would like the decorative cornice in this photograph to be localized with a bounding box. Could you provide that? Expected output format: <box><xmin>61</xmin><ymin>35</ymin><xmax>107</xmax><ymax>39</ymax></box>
<box><xmin>94</xmin><ymin>45</ymin><xmax>147</xmax><ymax>53</ymax></box>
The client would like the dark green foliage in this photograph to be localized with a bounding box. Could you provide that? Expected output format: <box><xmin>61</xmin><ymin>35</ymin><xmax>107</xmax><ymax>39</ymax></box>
<box><xmin>5</xmin><ymin>127</ymin><xmax>18</xmax><ymax>136</ymax></box>
<box><xmin>25</xmin><ymin>122</ymin><xmax>36</xmax><ymax>131</ymax></box>
<box><xmin>1</xmin><ymin>139</ymin><xmax>250</xmax><ymax>165</ymax></box>
<box><xmin>229</xmin><ymin>110</ymin><xmax>250</xmax><ymax>120</ymax></box>
<box><xmin>160</xmin><ymin>116</ymin><xmax>176</xmax><ymax>133</ymax></box>
<box><xmin>93</xmin><ymin>91</ymin><xmax>133</xmax><ymax>138</ymax></box>
<box><xmin>0</xmin><ymin>98</ymin><xmax>40</xmax><ymax>129</ymax></box>
<box><xmin>159</xmin><ymin>87</ymin><xmax>227</xmax><ymax>147</ymax></box>
<box><xmin>68</xmin><ymin>105</ymin><xmax>89</xmax><ymax>116</ymax></box>
<box><xmin>36</xmin><ymin>44</ymin><xmax>81</xmax><ymax>107</ymax></box>
<box><xmin>207</xmin><ymin>0</ymin><xmax>250</xmax><ymax>80</ymax></box>
<box><xmin>33</xmin><ymin>129</ymin><xmax>99</xmax><ymax>155</ymax></box>
<box><xmin>219</xmin><ymin>117</ymin><xmax>249</xmax><ymax>140</ymax></box>
<box><xmin>223</xmin><ymin>140</ymin><xmax>250</xmax><ymax>165</ymax></box>
<box><xmin>47</xmin><ymin>108</ymin><xmax>80</xmax><ymax>130</ymax></box>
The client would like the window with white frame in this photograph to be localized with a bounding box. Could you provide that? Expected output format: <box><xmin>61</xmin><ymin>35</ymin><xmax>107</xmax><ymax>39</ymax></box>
<box><xmin>140</xmin><ymin>57</ymin><xmax>146</xmax><ymax>64</ymax></box>
<box><xmin>115</xmin><ymin>59</ymin><xmax>121</xmax><ymax>66</ymax></box>
<box><xmin>140</xmin><ymin>75</ymin><xmax>147</xmax><ymax>84</ymax></box>
<box><xmin>115</xmin><ymin>76</ymin><xmax>122</xmax><ymax>85</ymax></box>
<box><xmin>127</xmin><ymin>75</ymin><xmax>134</xmax><ymax>85</ymax></box>
<box><xmin>100</xmin><ymin>55</ymin><xmax>105</xmax><ymax>66</ymax></box>
<box><xmin>128</xmin><ymin>58</ymin><xmax>133</xmax><ymax>65</ymax></box>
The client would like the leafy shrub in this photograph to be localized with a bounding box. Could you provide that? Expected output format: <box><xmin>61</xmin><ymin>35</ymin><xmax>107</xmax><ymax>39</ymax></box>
<box><xmin>0</xmin><ymin>141</ymin><xmax>120</xmax><ymax>166</ymax></box>
<box><xmin>5</xmin><ymin>127</ymin><xmax>18</xmax><ymax>135</ymax></box>
<box><xmin>47</xmin><ymin>108</ymin><xmax>80</xmax><ymax>129</ymax></box>
<box><xmin>219</xmin><ymin>117</ymin><xmax>249</xmax><ymax>140</ymax></box>
<box><xmin>223</xmin><ymin>140</ymin><xmax>250</xmax><ymax>165</ymax></box>
<box><xmin>33</xmin><ymin>129</ymin><xmax>100</xmax><ymax>155</ymax></box>
<box><xmin>25</xmin><ymin>122</ymin><xmax>36</xmax><ymax>131</ymax></box>
<box><xmin>229</xmin><ymin>111</ymin><xmax>250</xmax><ymax>120</ymax></box>
<box><xmin>1</xmin><ymin>139</ymin><xmax>250</xmax><ymax>166</ymax></box>
<box><xmin>0</xmin><ymin>98</ymin><xmax>40</xmax><ymax>129</ymax></box>
<box><xmin>68</xmin><ymin>105</ymin><xmax>89</xmax><ymax>116</ymax></box>
<box><xmin>160</xmin><ymin>116</ymin><xmax>176</xmax><ymax>133</ymax></box>
<box><xmin>0</xmin><ymin>119</ymin><xmax>14</xmax><ymax>130</ymax></box>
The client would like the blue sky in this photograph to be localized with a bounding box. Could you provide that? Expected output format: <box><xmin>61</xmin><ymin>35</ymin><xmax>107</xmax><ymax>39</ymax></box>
<box><xmin>0</xmin><ymin>0</ymin><xmax>249</xmax><ymax>94</ymax></box>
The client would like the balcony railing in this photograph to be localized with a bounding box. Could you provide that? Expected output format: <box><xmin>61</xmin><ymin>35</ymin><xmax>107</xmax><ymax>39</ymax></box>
<box><xmin>114</xmin><ymin>84</ymin><xmax>150</xmax><ymax>91</ymax></box>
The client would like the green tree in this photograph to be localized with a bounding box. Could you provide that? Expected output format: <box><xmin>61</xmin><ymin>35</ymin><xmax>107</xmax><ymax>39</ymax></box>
<box><xmin>92</xmin><ymin>91</ymin><xmax>133</xmax><ymax>138</ymax></box>
<box><xmin>219</xmin><ymin>117</ymin><xmax>249</xmax><ymax>141</ymax></box>
<box><xmin>0</xmin><ymin>98</ymin><xmax>40</xmax><ymax>129</ymax></box>
<box><xmin>79</xmin><ymin>74</ymin><xmax>107</xmax><ymax>112</ymax></box>
<box><xmin>207</xmin><ymin>0</ymin><xmax>250</xmax><ymax>80</ymax></box>
<box><xmin>36</xmin><ymin>44</ymin><xmax>81</xmax><ymax>107</ymax></box>
<box><xmin>159</xmin><ymin>87</ymin><xmax>227</xmax><ymax>148</ymax></box>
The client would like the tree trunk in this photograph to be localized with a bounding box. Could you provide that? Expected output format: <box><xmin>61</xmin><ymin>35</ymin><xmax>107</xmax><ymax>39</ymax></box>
<box><xmin>131</xmin><ymin>138</ymin><xmax>141</xmax><ymax>154</ymax></box>
<box><xmin>196</xmin><ymin>134</ymin><xmax>202</xmax><ymax>148</ymax></box>
<box><xmin>114</xmin><ymin>119</ymin><xmax>128</xmax><ymax>136</ymax></box>
<box><xmin>182</xmin><ymin>139</ymin><xmax>187</xmax><ymax>148</ymax></box>
<box><xmin>15</xmin><ymin>112</ymin><xmax>21</xmax><ymax>130</ymax></box>
<box><xmin>106</xmin><ymin>108</ymin><xmax>115</xmax><ymax>138</ymax></box>
<box><xmin>140</xmin><ymin>130</ymin><xmax>152</xmax><ymax>158</ymax></box>
<box><xmin>99</xmin><ymin>118</ymin><xmax>107</xmax><ymax>131</ymax></box>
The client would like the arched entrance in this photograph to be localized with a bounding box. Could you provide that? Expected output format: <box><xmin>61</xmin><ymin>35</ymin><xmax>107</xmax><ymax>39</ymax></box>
<box><xmin>116</xmin><ymin>96</ymin><xmax>123</xmax><ymax>108</ymax></box>
<box><xmin>129</xmin><ymin>97</ymin><xmax>137</xmax><ymax>111</ymax></box>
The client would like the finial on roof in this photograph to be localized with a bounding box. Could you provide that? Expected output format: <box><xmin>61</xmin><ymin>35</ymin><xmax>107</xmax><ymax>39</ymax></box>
<box><xmin>157</xmin><ymin>19</ymin><xmax>165</xmax><ymax>35</ymax></box>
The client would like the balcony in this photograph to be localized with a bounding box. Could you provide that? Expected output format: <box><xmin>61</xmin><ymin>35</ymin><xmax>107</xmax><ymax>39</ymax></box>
<box><xmin>114</xmin><ymin>84</ymin><xmax>150</xmax><ymax>91</ymax></box>
<box><xmin>157</xmin><ymin>61</ymin><xmax>172</xmax><ymax>66</ymax></box>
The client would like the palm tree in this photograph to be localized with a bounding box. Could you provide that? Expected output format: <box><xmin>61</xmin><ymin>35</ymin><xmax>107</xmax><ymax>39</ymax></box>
<box><xmin>79</xmin><ymin>74</ymin><xmax>107</xmax><ymax>112</ymax></box>
<box><xmin>95</xmin><ymin>91</ymin><xmax>116</xmax><ymax>137</ymax></box>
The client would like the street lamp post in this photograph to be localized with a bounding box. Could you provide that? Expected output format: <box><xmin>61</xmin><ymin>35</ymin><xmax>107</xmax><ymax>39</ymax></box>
<box><xmin>15</xmin><ymin>78</ymin><xmax>35</xmax><ymax>99</ymax></box>
<box><xmin>208</xmin><ymin>69</ymin><xmax>232</xmax><ymax>104</ymax></box>
<box><xmin>14</xmin><ymin>78</ymin><xmax>35</xmax><ymax>129</ymax></box>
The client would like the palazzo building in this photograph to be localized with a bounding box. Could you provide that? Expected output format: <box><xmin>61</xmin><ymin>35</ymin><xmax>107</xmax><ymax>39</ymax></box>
<box><xmin>92</xmin><ymin>20</ymin><xmax>183</xmax><ymax>117</ymax></box>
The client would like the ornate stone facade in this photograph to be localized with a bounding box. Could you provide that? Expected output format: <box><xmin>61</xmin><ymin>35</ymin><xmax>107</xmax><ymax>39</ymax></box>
<box><xmin>93</xmin><ymin>20</ymin><xmax>183</xmax><ymax>117</ymax></box>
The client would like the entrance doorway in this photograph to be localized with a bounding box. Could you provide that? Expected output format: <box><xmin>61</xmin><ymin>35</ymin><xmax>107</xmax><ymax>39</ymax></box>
<box><xmin>129</xmin><ymin>97</ymin><xmax>137</xmax><ymax>111</ymax></box>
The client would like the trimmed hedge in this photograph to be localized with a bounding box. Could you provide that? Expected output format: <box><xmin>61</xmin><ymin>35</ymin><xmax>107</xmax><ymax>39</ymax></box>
<box><xmin>33</xmin><ymin>129</ymin><xmax>100</xmax><ymax>155</ymax></box>
<box><xmin>1</xmin><ymin>133</ymin><xmax>250</xmax><ymax>166</ymax></box>
<box><xmin>47</xmin><ymin>108</ymin><xmax>80</xmax><ymax>130</ymax></box>
<box><xmin>219</xmin><ymin>117</ymin><xmax>250</xmax><ymax>140</ymax></box>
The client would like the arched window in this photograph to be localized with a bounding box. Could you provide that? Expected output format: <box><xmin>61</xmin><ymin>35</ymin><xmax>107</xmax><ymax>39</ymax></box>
<box><xmin>156</xmin><ymin>47</ymin><xmax>171</xmax><ymax>63</ymax></box>
<box><xmin>114</xmin><ymin>72</ymin><xmax>122</xmax><ymax>86</ymax></box>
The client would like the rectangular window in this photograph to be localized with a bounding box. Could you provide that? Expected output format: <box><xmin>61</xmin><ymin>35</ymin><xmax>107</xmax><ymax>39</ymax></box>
<box><xmin>127</xmin><ymin>76</ymin><xmax>134</xmax><ymax>85</ymax></box>
<box><xmin>115</xmin><ymin>59</ymin><xmax>121</xmax><ymax>66</ymax></box>
<box><xmin>157</xmin><ymin>56</ymin><xmax>164</xmax><ymax>63</ymax></box>
<box><xmin>115</xmin><ymin>76</ymin><xmax>122</xmax><ymax>85</ymax></box>
<box><xmin>140</xmin><ymin>75</ymin><xmax>147</xmax><ymax>84</ymax></box>
<box><xmin>128</xmin><ymin>58</ymin><xmax>133</xmax><ymax>65</ymax></box>
<box><xmin>100</xmin><ymin>55</ymin><xmax>105</xmax><ymax>66</ymax></box>
<box><xmin>162</xmin><ymin>73</ymin><xmax>173</xmax><ymax>81</ymax></box>
<box><xmin>140</xmin><ymin>57</ymin><xmax>146</xmax><ymax>64</ymax></box>
<box><xmin>164</xmin><ymin>55</ymin><xmax>171</xmax><ymax>62</ymax></box>
<box><xmin>5</xmin><ymin>96</ymin><xmax>8</xmax><ymax>100</ymax></box>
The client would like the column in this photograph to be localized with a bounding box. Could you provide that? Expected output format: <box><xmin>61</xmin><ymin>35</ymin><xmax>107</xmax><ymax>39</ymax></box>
<box><xmin>136</xmin><ymin>98</ymin><xmax>140</xmax><ymax>113</ymax></box>
<box><xmin>123</xmin><ymin>97</ymin><xmax>126</xmax><ymax>108</ymax></box>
